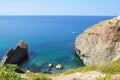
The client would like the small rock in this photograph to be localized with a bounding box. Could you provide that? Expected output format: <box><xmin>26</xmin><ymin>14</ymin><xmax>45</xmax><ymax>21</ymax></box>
<box><xmin>48</xmin><ymin>64</ymin><xmax>53</xmax><ymax>68</ymax></box>
<box><xmin>56</xmin><ymin>64</ymin><xmax>63</xmax><ymax>70</ymax></box>
<box><xmin>73</xmin><ymin>32</ymin><xmax>76</xmax><ymax>35</ymax></box>
<box><xmin>26</xmin><ymin>70</ymin><xmax>31</xmax><ymax>73</ymax></box>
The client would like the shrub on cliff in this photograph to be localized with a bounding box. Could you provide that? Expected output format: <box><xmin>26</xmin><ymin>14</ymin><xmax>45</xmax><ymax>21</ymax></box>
<box><xmin>98</xmin><ymin>58</ymin><xmax>120</xmax><ymax>74</ymax></box>
<box><xmin>0</xmin><ymin>64</ymin><xmax>26</xmax><ymax>80</ymax></box>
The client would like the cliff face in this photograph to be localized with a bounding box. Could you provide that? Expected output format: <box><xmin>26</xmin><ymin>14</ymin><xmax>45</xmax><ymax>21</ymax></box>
<box><xmin>0</xmin><ymin>40</ymin><xmax>28</xmax><ymax>66</ymax></box>
<box><xmin>75</xmin><ymin>16</ymin><xmax>120</xmax><ymax>66</ymax></box>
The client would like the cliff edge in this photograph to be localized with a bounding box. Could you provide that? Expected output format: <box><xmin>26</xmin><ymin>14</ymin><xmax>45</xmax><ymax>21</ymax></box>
<box><xmin>75</xmin><ymin>16</ymin><xmax>120</xmax><ymax>66</ymax></box>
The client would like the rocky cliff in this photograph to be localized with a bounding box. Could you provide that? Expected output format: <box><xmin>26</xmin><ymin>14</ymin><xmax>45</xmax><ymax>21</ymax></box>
<box><xmin>75</xmin><ymin>16</ymin><xmax>120</xmax><ymax>66</ymax></box>
<box><xmin>0</xmin><ymin>40</ymin><xmax>28</xmax><ymax>66</ymax></box>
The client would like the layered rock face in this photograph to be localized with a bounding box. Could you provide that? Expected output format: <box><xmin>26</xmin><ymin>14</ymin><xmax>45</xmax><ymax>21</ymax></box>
<box><xmin>75</xmin><ymin>16</ymin><xmax>120</xmax><ymax>66</ymax></box>
<box><xmin>0</xmin><ymin>40</ymin><xmax>28</xmax><ymax>66</ymax></box>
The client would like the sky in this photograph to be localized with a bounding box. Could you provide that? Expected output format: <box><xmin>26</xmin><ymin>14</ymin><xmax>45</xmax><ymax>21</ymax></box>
<box><xmin>0</xmin><ymin>0</ymin><xmax>120</xmax><ymax>16</ymax></box>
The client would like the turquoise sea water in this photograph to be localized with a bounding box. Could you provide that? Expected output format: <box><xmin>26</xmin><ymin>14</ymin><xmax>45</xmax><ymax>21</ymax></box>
<box><xmin>0</xmin><ymin>16</ymin><xmax>114</xmax><ymax>73</ymax></box>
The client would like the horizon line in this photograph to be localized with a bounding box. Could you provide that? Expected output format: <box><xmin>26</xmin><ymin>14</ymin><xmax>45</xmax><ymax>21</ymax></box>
<box><xmin>0</xmin><ymin>14</ymin><xmax>117</xmax><ymax>17</ymax></box>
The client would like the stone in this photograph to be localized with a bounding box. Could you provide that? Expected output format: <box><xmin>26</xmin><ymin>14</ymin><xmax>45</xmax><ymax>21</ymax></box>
<box><xmin>48</xmin><ymin>64</ymin><xmax>53</xmax><ymax>68</ymax></box>
<box><xmin>26</xmin><ymin>70</ymin><xmax>31</xmax><ymax>73</ymax></box>
<box><xmin>0</xmin><ymin>40</ymin><xmax>28</xmax><ymax>66</ymax></box>
<box><xmin>56</xmin><ymin>64</ymin><xmax>63</xmax><ymax>70</ymax></box>
<box><xmin>75</xmin><ymin>16</ymin><xmax>120</xmax><ymax>66</ymax></box>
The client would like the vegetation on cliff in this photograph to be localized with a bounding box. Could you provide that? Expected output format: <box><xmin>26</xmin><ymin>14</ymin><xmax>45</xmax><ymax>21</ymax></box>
<box><xmin>0</xmin><ymin>64</ymin><xmax>51</xmax><ymax>80</ymax></box>
<box><xmin>0</xmin><ymin>64</ymin><xmax>26</xmax><ymax>80</ymax></box>
<box><xmin>0</xmin><ymin>58</ymin><xmax>120</xmax><ymax>80</ymax></box>
<box><xmin>64</xmin><ymin>58</ymin><xmax>120</xmax><ymax>75</ymax></box>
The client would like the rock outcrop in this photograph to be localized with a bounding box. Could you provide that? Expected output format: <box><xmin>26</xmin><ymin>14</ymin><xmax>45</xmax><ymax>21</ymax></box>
<box><xmin>0</xmin><ymin>40</ymin><xmax>28</xmax><ymax>66</ymax></box>
<box><xmin>75</xmin><ymin>16</ymin><xmax>120</xmax><ymax>66</ymax></box>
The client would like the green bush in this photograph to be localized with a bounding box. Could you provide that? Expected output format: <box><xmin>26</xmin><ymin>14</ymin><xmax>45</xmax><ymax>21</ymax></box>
<box><xmin>109</xmin><ymin>26</ymin><xmax>113</xmax><ymax>29</ymax></box>
<box><xmin>0</xmin><ymin>64</ymin><xmax>52</xmax><ymax>80</ymax></box>
<box><xmin>88</xmin><ymin>32</ymin><xmax>95</xmax><ymax>36</ymax></box>
<box><xmin>117</xmin><ymin>34</ymin><xmax>120</xmax><ymax>41</ymax></box>
<box><xmin>0</xmin><ymin>64</ymin><xmax>26</xmax><ymax>80</ymax></box>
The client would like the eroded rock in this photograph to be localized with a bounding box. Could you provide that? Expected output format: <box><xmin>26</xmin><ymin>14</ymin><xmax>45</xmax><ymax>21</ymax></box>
<box><xmin>0</xmin><ymin>40</ymin><xmax>28</xmax><ymax>66</ymax></box>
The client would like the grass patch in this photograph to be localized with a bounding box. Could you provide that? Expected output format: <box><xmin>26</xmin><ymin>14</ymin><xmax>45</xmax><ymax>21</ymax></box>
<box><xmin>64</xmin><ymin>65</ymin><xmax>97</xmax><ymax>74</ymax></box>
<box><xmin>75</xmin><ymin>65</ymin><xmax>97</xmax><ymax>72</ymax></box>
<box><xmin>96</xmin><ymin>58</ymin><xmax>120</xmax><ymax>75</ymax></box>
<box><xmin>64</xmin><ymin>68</ymin><xmax>75</xmax><ymax>74</ymax></box>
<box><xmin>64</xmin><ymin>58</ymin><xmax>120</xmax><ymax>75</ymax></box>
<box><xmin>27</xmin><ymin>72</ymin><xmax>52</xmax><ymax>80</ymax></box>
<box><xmin>97</xmin><ymin>74</ymin><xmax>111</xmax><ymax>80</ymax></box>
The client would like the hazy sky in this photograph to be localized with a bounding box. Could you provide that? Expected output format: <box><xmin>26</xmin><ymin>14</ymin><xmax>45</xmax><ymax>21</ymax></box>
<box><xmin>0</xmin><ymin>0</ymin><xmax>120</xmax><ymax>16</ymax></box>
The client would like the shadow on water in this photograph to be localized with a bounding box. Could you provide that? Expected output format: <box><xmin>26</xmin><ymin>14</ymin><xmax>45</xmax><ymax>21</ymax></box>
<box><xmin>74</xmin><ymin>53</ymin><xmax>85</xmax><ymax>66</ymax></box>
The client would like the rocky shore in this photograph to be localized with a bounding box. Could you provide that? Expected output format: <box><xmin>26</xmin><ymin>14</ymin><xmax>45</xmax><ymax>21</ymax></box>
<box><xmin>75</xmin><ymin>16</ymin><xmax>120</xmax><ymax>66</ymax></box>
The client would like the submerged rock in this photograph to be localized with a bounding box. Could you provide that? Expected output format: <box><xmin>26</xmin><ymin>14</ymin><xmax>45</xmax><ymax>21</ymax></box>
<box><xmin>0</xmin><ymin>40</ymin><xmax>28</xmax><ymax>66</ymax></box>
<box><xmin>75</xmin><ymin>16</ymin><xmax>120</xmax><ymax>66</ymax></box>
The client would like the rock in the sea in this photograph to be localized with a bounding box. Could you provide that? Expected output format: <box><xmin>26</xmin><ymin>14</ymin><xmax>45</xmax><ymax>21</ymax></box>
<box><xmin>75</xmin><ymin>16</ymin><xmax>120</xmax><ymax>66</ymax></box>
<box><xmin>48</xmin><ymin>64</ymin><xmax>53</xmax><ymax>68</ymax></box>
<box><xmin>26</xmin><ymin>70</ymin><xmax>31</xmax><ymax>73</ymax></box>
<box><xmin>0</xmin><ymin>40</ymin><xmax>28</xmax><ymax>66</ymax></box>
<box><xmin>56</xmin><ymin>64</ymin><xmax>63</xmax><ymax>70</ymax></box>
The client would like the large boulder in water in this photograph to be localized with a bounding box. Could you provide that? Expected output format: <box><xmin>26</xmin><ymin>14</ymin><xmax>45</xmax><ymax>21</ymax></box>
<box><xmin>56</xmin><ymin>64</ymin><xmax>63</xmax><ymax>70</ymax></box>
<box><xmin>0</xmin><ymin>40</ymin><xmax>28</xmax><ymax>66</ymax></box>
<box><xmin>75</xmin><ymin>16</ymin><xmax>120</xmax><ymax>66</ymax></box>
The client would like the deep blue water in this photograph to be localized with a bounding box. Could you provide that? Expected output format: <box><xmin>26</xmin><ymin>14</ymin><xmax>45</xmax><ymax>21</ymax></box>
<box><xmin>0</xmin><ymin>16</ymin><xmax>114</xmax><ymax>73</ymax></box>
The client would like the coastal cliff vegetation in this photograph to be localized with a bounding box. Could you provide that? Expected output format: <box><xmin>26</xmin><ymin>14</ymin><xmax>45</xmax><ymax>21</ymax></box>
<box><xmin>0</xmin><ymin>58</ymin><xmax>120</xmax><ymax>80</ymax></box>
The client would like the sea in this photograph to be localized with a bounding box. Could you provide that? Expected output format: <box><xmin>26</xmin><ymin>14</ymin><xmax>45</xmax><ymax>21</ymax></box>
<box><xmin>0</xmin><ymin>16</ymin><xmax>114</xmax><ymax>73</ymax></box>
